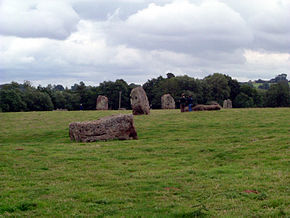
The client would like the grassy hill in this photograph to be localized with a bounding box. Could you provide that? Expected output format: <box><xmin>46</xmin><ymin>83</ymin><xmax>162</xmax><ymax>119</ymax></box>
<box><xmin>0</xmin><ymin>109</ymin><xmax>289</xmax><ymax>216</ymax></box>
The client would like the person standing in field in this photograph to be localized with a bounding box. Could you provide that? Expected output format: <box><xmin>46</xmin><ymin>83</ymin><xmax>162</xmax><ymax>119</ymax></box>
<box><xmin>180</xmin><ymin>94</ymin><xmax>186</xmax><ymax>112</ymax></box>
<box><xmin>187</xmin><ymin>95</ymin><xmax>193</xmax><ymax>112</ymax></box>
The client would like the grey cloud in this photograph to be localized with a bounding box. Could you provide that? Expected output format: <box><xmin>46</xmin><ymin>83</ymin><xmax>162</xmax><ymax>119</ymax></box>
<box><xmin>72</xmin><ymin>0</ymin><xmax>145</xmax><ymax>21</ymax></box>
<box><xmin>72</xmin><ymin>0</ymin><xmax>172</xmax><ymax>21</ymax></box>
<box><xmin>220</xmin><ymin>0</ymin><xmax>290</xmax><ymax>52</ymax></box>
<box><xmin>250</xmin><ymin>6</ymin><xmax>290</xmax><ymax>52</ymax></box>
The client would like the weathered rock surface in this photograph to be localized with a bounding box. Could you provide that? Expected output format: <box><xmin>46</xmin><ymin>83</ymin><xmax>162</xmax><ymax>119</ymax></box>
<box><xmin>130</xmin><ymin>86</ymin><xmax>150</xmax><ymax>115</ymax></box>
<box><xmin>223</xmin><ymin>99</ymin><xmax>232</xmax><ymax>108</ymax></box>
<box><xmin>161</xmin><ymin>94</ymin><xmax>175</xmax><ymax>109</ymax></box>
<box><xmin>96</xmin><ymin>95</ymin><xmax>108</xmax><ymax>110</ymax></box>
<box><xmin>69</xmin><ymin>114</ymin><xmax>138</xmax><ymax>142</ymax></box>
<box><xmin>193</xmin><ymin>104</ymin><xmax>222</xmax><ymax>111</ymax></box>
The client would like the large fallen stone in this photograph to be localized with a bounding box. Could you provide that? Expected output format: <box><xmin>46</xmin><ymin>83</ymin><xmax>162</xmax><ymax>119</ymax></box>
<box><xmin>96</xmin><ymin>95</ymin><xmax>108</xmax><ymax>110</ymax></box>
<box><xmin>161</xmin><ymin>94</ymin><xmax>175</xmax><ymax>109</ymax></box>
<box><xmin>223</xmin><ymin>99</ymin><xmax>232</xmax><ymax>108</ymax></box>
<box><xmin>193</xmin><ymin>104</ymin><xmax>222</xmax><ymax>111</ymax></box>
<box><xmin>130</xmin><ymin>86</ymin><xmax>150</xmax><ymax>115</ymax></box>
<box><xmin>69</xmin><ymin>114</ymin><xmax>138</xmax><ymax>142</ymax></box>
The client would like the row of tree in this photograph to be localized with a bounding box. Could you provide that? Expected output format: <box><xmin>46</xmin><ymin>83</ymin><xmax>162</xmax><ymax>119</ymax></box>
<box><xmin>143</xmin><ymin>73</ymin><xmax>289</xmax><ymax>108</ymax></box>
<box><xmin>0</xmin><ymin>73</ymin><xmax>289</xmax><ymax>112</ymax></box>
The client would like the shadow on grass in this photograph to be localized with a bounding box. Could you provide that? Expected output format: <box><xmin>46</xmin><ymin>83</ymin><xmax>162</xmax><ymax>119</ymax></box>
<box><xmin>0</xmin><ymin>202</ymin><xmax>37</xmax><ymax>214</ymax></box>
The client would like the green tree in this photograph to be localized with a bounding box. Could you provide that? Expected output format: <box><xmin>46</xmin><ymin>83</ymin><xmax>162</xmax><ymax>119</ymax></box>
<box><xmin>51</xmin><ymin>91</ymin><xmax>66</xmax><ymax>109</ymax></box>
<box><xmin>62</xmin><ymin>92</ymin><xmax>81</xmax><ymax>110</ymax></box>
<box><xmin>258</xmin><ymin>83</ymin><xmax>270</xmax><ymax>90</ymax></box>
<box><xmin>233</xmin><ymin>92</ymin><xmax>254</xmax><ymax>108</ymax></box>
<box><xmin>53</xmin><ymin>84</ymin><xmax>65</xmax><ymax>91</ymax></box>
<box><xmin>225</xmin><ymin>75</ymin><xmax>241</xmax><ymax>101</ymax></box>
<box><xmin>166</xmin><ymin>72</ymin><xmax>175</xmax><ymax>79</ymax></box>
<box><xmin>69</xmin><ymin>82</ymin><xmax>97</xmax><ymax>110</ymax></box>
<box><xmin>143</xmin><ymin>76</ymin><xmax>165</xmax><ymax>108</ymax></box>
<box><xmin>0</xmin><ymin>89</ymin><xmax>26</xmax><ymax>112</ymax></box>
<box><xmin>98</xmin><ymin>79</ymin><xmax>130</xmax><ymax>109</ymax></box>
<box><xmin>266</xmin><ymin>81</ymin><xmax>290</xmax><ymax>107</ymax></box>
<box><xmin>160</xmin><ymin>76</ymin><xmax>203</xmax><ymax>106</ymax></box>
<box><xmin>204</xmin><ymin>73</ymin><xmax>230</xmax><ymax>105</ymax></box>
<box><xmin>238</xmin><ymin>84</ymin><xmax>264</xmax><ymax>107</ymax></box>
<box><xmin>23</xmin><ymin>90</ymin><xmax>54</xmax><ymax>111</ymax></box>
<box><xmin>144</xmin><ymin>75</ymin><xmax>204</xmax><ymax>108</ymax></box>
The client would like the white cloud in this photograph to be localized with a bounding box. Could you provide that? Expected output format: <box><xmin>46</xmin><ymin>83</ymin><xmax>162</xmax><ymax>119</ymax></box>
<box><xmin>244</xmin><ymin>50</ymin><xmax>290</xmax><ymax>76</ymax></box>
<box><xmin>0</xmin><ymin>0</ymin><xmax>289</xmax><ymax>86</ymax></box>
<box><xmin>0</xmin><ymin>0</ymin><xmax>80</xmax><ymax>39</ymax></box>
<box><xmin>106</xmin><ymin>0</ymin><xmax>253</xmax><ymax>53</ymax></box>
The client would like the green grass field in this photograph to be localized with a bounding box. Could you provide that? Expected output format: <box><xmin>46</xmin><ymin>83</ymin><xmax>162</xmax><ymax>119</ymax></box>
<box><xmin>0</xmin><ymin>108</ymin><xmax>289</xmax><ymax>217</ymax></box>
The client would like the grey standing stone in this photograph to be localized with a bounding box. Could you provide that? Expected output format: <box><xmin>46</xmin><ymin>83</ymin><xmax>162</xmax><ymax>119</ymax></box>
<box><xmin>223</xmin><ymin>99</ymin><xmax>232</xmax><ymax>108</ymax></box>
<box><xmin>161</xmin><ymin>94</ymin><xmax>175</xmax><ymax>109</ymax></box>
<box><xmin>130</xmin><ymin>86</ymin><xmax>150</xmax><ymax>115</ymax></box>
<box><xmin>96</xmin><ymin>95</ymin><xmax>108</xmax><ymax>110</ymax></box>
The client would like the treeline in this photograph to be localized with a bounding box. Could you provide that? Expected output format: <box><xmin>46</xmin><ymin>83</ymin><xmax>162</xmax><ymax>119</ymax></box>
<box><xmin>250</xmin><ymin>73</ymin><xmax>289</xmax><ymax>90</ymax></box>
<box><xmin>255</xmin><ymin>73</ymin><xmax>288</xmax><ymax>86</ymax></box>
<box><xmin>143</xmin><ymin>73</ymin><xmax>289</xmax><ymax>108</ymax></box>
<box><xmin>0</xmin><ymin>73</ymin><xmax>289</xmax><ymax>112</ymax></box>
<box><xmin>0</xmin><ymin>79</ymin><xmax>136</xmax><ymax>112</ymax></box>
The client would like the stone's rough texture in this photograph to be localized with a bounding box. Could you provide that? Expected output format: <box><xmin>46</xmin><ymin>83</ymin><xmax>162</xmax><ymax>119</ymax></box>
<box><xmin>161</xmin><ymin>94</ymin><xmax>175</xmax><ymax>109</ymax></box>
<box><xmin>228</xmin><ymin>100</ymin><xmax>232</xmax><ymax>108</ymax></box>
<box><xmin>69</xmin><ymin>114</ymin><xmax>138</xmax><ymax>142</ymax></box>
<box><xmin>96</xmin><ymin>95</ymin><xmax>108</xmax><ymax>110</ymax></box>
<box><xmin>223</xmin><ymin>99</ymin><xmax>232</xmax><ymax>108</ymax></box>
<box><xmin>130</xmin><ymin>86</ymin><xmax>150</xmax><ymax>115</ymax></box>
<box><xmin>193</xmin><ymin>104</ymin><xmax>222</xmax><ymax>111</ymax></box>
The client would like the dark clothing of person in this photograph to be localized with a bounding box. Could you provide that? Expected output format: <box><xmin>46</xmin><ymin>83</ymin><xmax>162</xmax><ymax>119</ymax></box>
<box><xmin>187</xmin><ymin>97</ymin><xmax>193</xmax><ymax>105</ymax></box>
<box><xmin>180</xmin><ymin>97</ymin><xmax>186</xmax><ymax>105</ymax></box>
<box><xmin>180</xmin><ymin>96</ymin><xmax>186</xmax><ymax>112</ymax></box>
<box><xmin>187</xmin><ymin>97</ymin><xmax>193</xmax><ymax>111</ymax></box>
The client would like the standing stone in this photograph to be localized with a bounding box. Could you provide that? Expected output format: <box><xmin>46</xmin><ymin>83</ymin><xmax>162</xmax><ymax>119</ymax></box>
<box><xmin>69</xmin><ymin>114</ymin><xmax>138</xmax><ymax>142</ymax></box>
<box><xmin>130</xmin><ymin>86</ymin><xmax>150</xmax><ymax>115</ymax></box>
<box><xmin>96</xmin><ymin>95</ymin><xmax>108</xmax><ymax>110</ymax></box>
<box><xmin>223</xmin><ymin>99</ymin><xmax>232</xmax><ymax>108</ymax></box>
<box><xmin>227</xmin><ymin>99</ymin><xmax>232</xmax><ymax>108</ymax></box>
<box><xmin>223</xmin><ymin>100</ymin><xmax>227</xmax><ymax>108</ymax></box>
<box><xmin>161</xmin><ymin>94</ymin><xmax>175</xmax><ymax>109</ymax></box>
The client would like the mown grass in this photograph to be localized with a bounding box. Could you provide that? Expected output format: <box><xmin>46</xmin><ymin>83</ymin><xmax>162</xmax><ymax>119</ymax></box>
<box><xmin>0</xmin><ymin>108</ymin><xmax>289</xmax><ymax>217</ymax></box>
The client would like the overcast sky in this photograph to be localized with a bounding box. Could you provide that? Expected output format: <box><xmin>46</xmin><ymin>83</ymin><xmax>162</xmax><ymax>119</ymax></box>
<box><xmin>0</xmin><ymin>0</ymin><xmax>289</xmax><ymax>87</ymax></box>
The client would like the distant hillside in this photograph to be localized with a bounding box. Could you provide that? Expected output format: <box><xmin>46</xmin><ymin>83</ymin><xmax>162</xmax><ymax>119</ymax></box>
<box><xmin>246</xmin><ymin>74</ymin><xmax>289</xmax><ymax>90</ymax></box>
